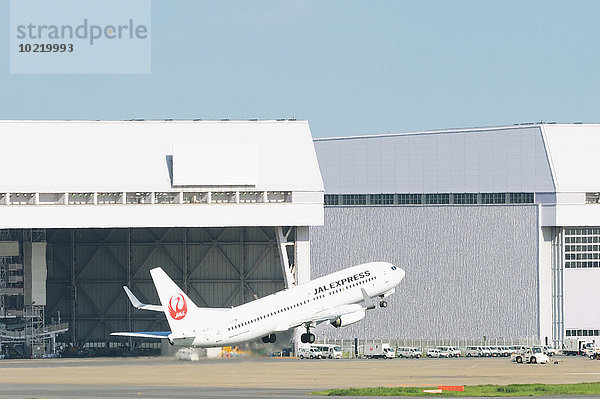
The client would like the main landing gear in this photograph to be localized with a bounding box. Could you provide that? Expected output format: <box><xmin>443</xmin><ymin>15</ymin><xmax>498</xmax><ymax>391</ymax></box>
<box><xmin>262</xmin><ymin>333</ymin><xmax>277</xmax><ymax>343</ymax></box>
<box><xmin>300</xmin><ymin>325</ymin><xmax>315</xmax><ymax>343</ymax></box>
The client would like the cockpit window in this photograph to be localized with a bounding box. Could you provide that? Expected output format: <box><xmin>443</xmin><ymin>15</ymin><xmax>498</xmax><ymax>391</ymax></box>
<box><xmin>391</xmin><ymin>266</ymin><xmax>397</xmax><ymax>270</ymax></box>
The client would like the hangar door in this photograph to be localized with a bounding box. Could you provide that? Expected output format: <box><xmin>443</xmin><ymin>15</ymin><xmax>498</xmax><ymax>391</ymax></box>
<box><xmin>46</xmin><ymin>227</ymin><xmax>284</xmax><ymax>345</ymax></box>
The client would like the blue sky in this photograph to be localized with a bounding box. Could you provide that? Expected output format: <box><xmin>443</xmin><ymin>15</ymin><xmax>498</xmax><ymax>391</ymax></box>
<box><xmin>2</xmin><ymin>0</ymin><xmax>600</xmax><ymax>137</ymax></box>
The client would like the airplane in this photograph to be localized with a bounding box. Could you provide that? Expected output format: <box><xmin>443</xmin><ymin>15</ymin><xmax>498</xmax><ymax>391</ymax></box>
<box><xmin>111</xmin><ymin>261</ymin><xmax>405</xmax><ymax>347</ymax></box>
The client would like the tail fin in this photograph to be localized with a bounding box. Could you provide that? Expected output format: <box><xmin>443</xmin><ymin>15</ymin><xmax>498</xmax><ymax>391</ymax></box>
<box><xmin>150</xmin><ymin>267</ymin><xmax>198</xmax><ymax>337</ymax></box>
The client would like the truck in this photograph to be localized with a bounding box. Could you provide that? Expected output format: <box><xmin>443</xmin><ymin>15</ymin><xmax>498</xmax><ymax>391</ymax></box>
<box><xmin>363</xmin><ymin>342</ymin><xmax>395</xmax><ymax>359</ymax></box>
<box><xmin>563</xmin><ymin>338</ymin><xmax>592</xmax><ymax>356</ymax></box>
<box><xmin>511</xmin><ymin>346</ymin><xmax>550</xmax><ymax>364</ymax></box>
<box><xmin>587</xmin><ymin>347</ymin><xmax>600</xmax><ymax>360</ymax></box>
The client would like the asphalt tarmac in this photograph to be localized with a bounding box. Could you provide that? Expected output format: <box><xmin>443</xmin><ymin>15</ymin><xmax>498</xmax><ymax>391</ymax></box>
<box><xmin>1</xmin><ymin>356</ymin><xmax>599</xmax><ymax>398</ymax></box>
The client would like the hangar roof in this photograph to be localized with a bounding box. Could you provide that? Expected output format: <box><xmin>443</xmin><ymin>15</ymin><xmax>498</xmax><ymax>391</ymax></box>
<box><xmin>0</xmin><ymin>120</ymin><xmax>324</xmax><ymax>228</ymax></box>
<box><xmin>0</xmin><ymin>120</ymin><xmax>323</xmax><ymax>193</ymax></box>
<box><xmin>541</xmin><ymin>124</ymin><xmax>600</xmax><ymax>193</ymax></box>
<box><xmin>314</xmin><ymin>123</ymin><xmax>600</xmax><ymax>195</ymax></box>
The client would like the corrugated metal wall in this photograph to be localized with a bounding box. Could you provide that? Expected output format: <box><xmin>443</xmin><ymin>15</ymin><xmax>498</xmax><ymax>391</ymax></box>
<box><xmin>310</xmin><ymin>205</ymin><xmax>539</xmax><ymax>340</ymax></box>
<box><xmin>46</xmin><ymin>227</ymin><xmax>284</xmax><ymax>344</ymax></box>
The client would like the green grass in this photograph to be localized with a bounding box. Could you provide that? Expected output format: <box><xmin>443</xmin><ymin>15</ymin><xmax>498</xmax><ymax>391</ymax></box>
<box><xmin>314</xmin><ymin>382</ymin><xmax>600</xmax><ymax>396</ymax></box>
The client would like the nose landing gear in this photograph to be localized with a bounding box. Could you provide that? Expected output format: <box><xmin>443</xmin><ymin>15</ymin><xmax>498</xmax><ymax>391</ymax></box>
<box><xmin>379</xmin><ymin>295</ymin><xmax>388</xmax><ymax>308</ymax></box>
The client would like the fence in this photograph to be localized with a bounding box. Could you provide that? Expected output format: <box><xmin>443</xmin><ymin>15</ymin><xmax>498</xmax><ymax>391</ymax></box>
<box><xmin>312</xmin><ymin>337</ymin><xmax>543</xmax><ymax>358</ymax></box>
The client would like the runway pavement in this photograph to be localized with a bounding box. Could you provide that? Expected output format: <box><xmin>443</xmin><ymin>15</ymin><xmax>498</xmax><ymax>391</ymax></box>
<box><xmin>0</xmin><ymin>356</ymin><xmax>599</xmax><ymax>398</ymax></box>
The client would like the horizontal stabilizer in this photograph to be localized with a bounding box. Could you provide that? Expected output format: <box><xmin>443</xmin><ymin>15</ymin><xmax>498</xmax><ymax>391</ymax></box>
<box><xmin>123</xmin><ymin>286</ymin><xmax>163</xmax><ymax>312</ymax></box>
<box><xmin>110</xmin><ymin>331</ymin><xmax>171</xmax><ymax>339</ymax></box>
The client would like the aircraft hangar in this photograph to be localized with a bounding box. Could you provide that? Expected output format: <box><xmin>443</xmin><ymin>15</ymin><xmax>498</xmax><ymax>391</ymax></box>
<box><xmin>0</xmin><ymin>120</ymin><xmax>323</xmax><ymax>356</ymax></box>
<box><xmin>2</xmin><ymin>120</ymin><xmax>598</xmax><ymax>356</ymax></box>
<box><xmin>311</xmin><ymin>123</ymin><xmax>600</xmax><ymax>348</ymax></box>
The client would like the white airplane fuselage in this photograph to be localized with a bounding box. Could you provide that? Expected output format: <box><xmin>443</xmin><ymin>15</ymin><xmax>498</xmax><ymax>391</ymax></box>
<box><xmin>188</xmin><ymin>262</ymin><xmax>403</xmax><ymax>347</ymax></box>
<box><xmin>112</xmin><ymin>261</ymin><xmax>404</xmax><ymax>348</ymax></box>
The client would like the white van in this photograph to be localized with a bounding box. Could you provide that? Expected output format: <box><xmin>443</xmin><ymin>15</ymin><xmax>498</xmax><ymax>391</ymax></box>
<box><xmin>509</xmin><ymin>345</ymin><xmax>527</xmax><ymax>355</ymax></box>
<box><xmin>465</xmin><ymin>346</ymin><xmax>491</xmax><ymax>357</ymax></box>
<box><xmin>486</xmin><ymin>346</ymin><xmax>500</xmax><ymax>357</ymax></box>
<box><xmin>449</xmin><ymin>347</ymin><xmax>462</xmax><ymax>357</ymax></box>
<box><xmin>427</xmin><ymin>348</ymin><xmax>450</xmax><ymax>358</ymax></box>
<box><xmin>315</xmin><ymin>344</ymin><xmax>343</xmax><ymax>359</ymax></box>
<box><xmin>436</xmin><ymin>346</ymin><xmax>460</xmax><ymax>358</ymax></box>
<box><xmin>298</xmin><ymin>346</ymin><xmax>322</xmax><ymax>359</ymax></box>
<box><xmin>397</xmin><ymin>347</ymin><xmax>422</xmax><ymax>358</ymax></box>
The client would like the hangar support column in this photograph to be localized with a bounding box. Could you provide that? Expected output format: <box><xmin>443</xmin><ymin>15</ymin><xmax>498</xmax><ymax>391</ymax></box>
<box><xmin>70</xmin><ymin>229</ymin><xmax>78</xmax><ymax>346</ymax></box>
<box><xmin>295</xmin><ymin>227</ymin><xmax>310</xmax><ymax>285</ymax></box>
<box><xmin>126</xmin><ymin>228</ymin><xmax>134</xmax><ymax>340</ymax></box>
<box><xmin>275</xmin><ymin>227</ymin><xmax>295</xmax><ymax>287</ymax></box>
<box><xmin>550</xmin><ymin>227</ymin><xmax>565</xmax><ymax>348</ymax></box>
<box><xmin>275</xmin><ymin>226</ymin><xmax>311</xmax><ymax>287</ymax></box>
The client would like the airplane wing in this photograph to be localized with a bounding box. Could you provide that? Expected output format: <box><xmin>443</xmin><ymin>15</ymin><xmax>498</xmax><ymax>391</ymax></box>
<box><xmin>123</xmin><ymin>286</ymin><xmax>163</xmax><ymax>312</ymax></box>
<box><xmin>274</xmin><ymin>288</ymin><xmax>378</xmax><ymax>332</ymax></box>
<box><xmin>110</xmin><ymin>331</ymin><xmax>171</xmax><ymax>339</ymax></box>
<box><xmin>274</xmin><ymin>303</ymin><xmax>365</xmax><ymax>332</ymax></box>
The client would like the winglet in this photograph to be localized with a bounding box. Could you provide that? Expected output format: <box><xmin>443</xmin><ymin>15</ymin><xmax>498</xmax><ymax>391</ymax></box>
<box><xmin>124</xmin><ymin>286</ymin><xmax>143</xmax><ymax>307</ymax></box>
<box><xmin>361</xmin><ymin>288</ymin><xmax>376</xmax><ymax>310</ymax></box>
<box><xmin>123</xmin><ymin>286</ymin><xmax>163</xmax><ymax>312</ymax></box>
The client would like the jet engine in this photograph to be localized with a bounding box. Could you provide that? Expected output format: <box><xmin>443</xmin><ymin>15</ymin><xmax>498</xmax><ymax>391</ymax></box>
<box><xmin>330</xmin><ymin>309</ymin><xmax>366</xmax><ymax>328</ymax></box>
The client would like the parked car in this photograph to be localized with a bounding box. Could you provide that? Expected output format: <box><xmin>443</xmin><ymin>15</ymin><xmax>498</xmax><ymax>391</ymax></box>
<box><xmin>298</xmin><ymin>346</ymin><xmax>322</xmax><ymax>359</ymax></box>
<box><xmin>436</xmin><ymin>346</ymin><xmax>460</xmax><ymax>358</ymax></box>
<box><xmin>487</xmin><ymin>346</ymin><xmax>501</xmax><ymax>357</ymax></box>
<box><xmin>542</xmin><ymin>346</ymin><xmax>557</xmax><ymax>357</ymax></box>
<box><xmin>498</xmin><ymin>346</ymin><xmax>511</xmax><ymax>357</ymax></box>
<box><xmin>449</xmin><ymin>347</ymin><xmax>462</xmax><ymax>357</ymax></box>
<box><xmin>397</xmin><ymin>347</ymin><xmax>422</xmax><ymax>358</ymax></box>
<box><xmin>315</xmin><ymin>344</ymin><xmax>343</xmax><ymax>359</ymax></box>
<box><xmin>465</xmin><ymin>346</ymin><xmax>491</xmax><ymax>357</ymax></box>
<box><xmin>509</xmin><ymin>345</ymin><xmax>527</xmax><ymax>355</ymax></box>
<box><xmin>427</xmin><ymin>348</ymin><xmax>450</xmax><ymax>358</ymax></box>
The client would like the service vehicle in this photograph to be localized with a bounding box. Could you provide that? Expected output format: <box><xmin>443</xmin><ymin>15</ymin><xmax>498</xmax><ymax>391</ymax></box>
<box><xmin>427</xmin><ymin>348</ymin><xmax>450</xmax><ymax>358</ymax></box>
<box><xmin>298</xmin><ymin>346</ymin><xmax>323</xmax><ymax>359</ymax></box>
<box><xmin>583</xmin><ymin>344</ymin><xmax>597</xmax><ymax>357</ymax></box>
<box><xmin>511</xmin><ymin>346</ymin><xmax>549</xmax><ymax>364</ymax></box>
<box><xmin>509</xmin><ymin>345</ymin><xmax>527</xmax><ymax>354</ymax></box>
<box><xmin>587</xmin><ymin>347</ymin><xmax>600</xmax><ymax>360</ymax></box>
<box><xmin>315</xmin><ymin>344</ymin><xmax>343</xmax><ymax>359</ymax></box>
<box><xmin>487</xmin><ymin>346</ymin><xmax>501</xmax><ymax>357</ymax></box>
<box><xmin>498</xmin><ymin>346</ymin><xmax>511</xmax><ymax>357</ymax></box>
<box><xmin>542</xmin><ymin>345</ymin><xmax>557</xmax><ymax>357</ymax></box>
<box><xmin>436</xmin><ymin>346</ymin><xmax>460</xmax><ymax>358</ymax></box>
<box><xmin>465</xmin><ymin>346</ymin><xmax>491</xmax><ymax>357</ymax></box>
<box><xmin>449</xmin><ymin>346</ymin><xmax>462</xmax><ymax>357</ymax></box>
<box><xmin>363</xmin><ymin>342</ymin><xmax>395</xmax><ymax>359</ymax></box>
<box><xmin>564</xmin><ymin>338</ymin><xmax>590</xmax><ymax>356</ymax></box>
<box><xmin>583</xmin><ymin>343</ymin><xmax>596</xmax><ymax>356</ymax></box>
<box><xmin>397</xmin><ymin>347</ymin><xmax>422</xmax><ymax>358</ymax></box>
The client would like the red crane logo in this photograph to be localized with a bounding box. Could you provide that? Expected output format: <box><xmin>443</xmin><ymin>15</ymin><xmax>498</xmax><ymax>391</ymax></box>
<box><xmin>168</xmin><ymin>293</ymin><xmax>187</xmax><ymax>320</ymax></box>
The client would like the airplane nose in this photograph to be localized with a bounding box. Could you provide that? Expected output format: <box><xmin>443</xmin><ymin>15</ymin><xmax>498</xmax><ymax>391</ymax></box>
<box><xmin>396</xmin><ymin>267</ymin><xmax>405</xmax><ymax>282</ymax></box>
